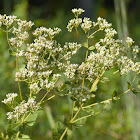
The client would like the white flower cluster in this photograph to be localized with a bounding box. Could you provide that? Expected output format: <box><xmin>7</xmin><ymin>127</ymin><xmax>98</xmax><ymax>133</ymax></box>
<box><xmin>40</xmin><ymin>73</ymin><xmax>61</xmax><ymax>92</ymax></box>
<box><xmin>0</xmin><ymin>9</ymin><xmax>139</xmax><ymax>105</ymax></box>
<box><xmin>67</xmin><ymin>10</ymin><xmax>112</xmax><ymax>33</ymax></box>
<box><xmin>12</xmin><ymin>23</ymin><xmax>81</xmax><ymax>95</ymax></box>
<box><xmin>71</xmin><ymin>8</ymin><xmax>85</xmax><ymax>17</ymax></box>
<box><xmin>67</xmin><ymin>18</ymin><xmax>82</xmax><ymax>32</ymax></box>
<box><xmin>56</xmin><ymin>42</ymin><xmax>81</xmax><ymax>75</ymax></box>
<box><xmin>96</xmin><ymin>17</ymin><xmax>112</xmax><ymax>29</ymax></box>
<box><xmin>68</xmin><ymin>42</ymin><xmax>82</xmax><ymax>55</ymax></box>
<box><xmin>105</xmin><ymin>28</ymin><xmax>117</xmax><ymax>38</ymax></box>
<box><xmin>2</xmin><ymin>93</ymin><xmax>18</xmax><ymax>104</ymax></box>
<box><xmin>81</xmin><ymin>17</ymin><xmax>92</xmax><ymax>33</ymax></box>
<box><xmin>126</xmin><ymin>37</ymin><xmax>134</xmax><ymax>46</ymax></box>
<box><xmin>117</xmin><ymin>56</ymin><xmax>140</xmax><ymax>75</ymax></box>
<box><xmin>16</xmin><ymin>50</ymin><xmax>24</xmax><ymax>57</ymax></box>
<box><xmin>33</xmin><ymin>27</ymin><xmax>61</xmax><ymax>39</ymax></box>
<box><xmin>64</xmin><ymin>64</ymin><xmax>78</xmax><ymax>79</ymax></box>
<box><xmin>62</xmin><ymin>8</ymin><xmax>140</xmax><ymax>102</ymax></box>
<box><xmin>6</xmin><ymin>98</ymin><xmax>39</xmax><ymax>120</ymax></box>
<box><xmin>9</xmin><ymin>19</ymin><xmax>34</xmax><ymax>48</ymax></box>
<box><xmin>0</xmin><ymin>14</ymin><xmax>17</xmax><ymax>27</ymax></box>
<box><xmin>15</xmin><ymin>68</ymin><xmax>27</xmax><ymax>81</ymax></box>
<box><xmin>132</xmin><ymin>45</ymin><xmax>139</xmax><ymax>59</ymax></box>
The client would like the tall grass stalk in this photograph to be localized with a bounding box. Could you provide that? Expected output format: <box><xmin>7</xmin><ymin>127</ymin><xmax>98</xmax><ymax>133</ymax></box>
<box><xmin>114</xmin><ymin>0</ymin><xmax>139</xmax><ymax>139</ymax></box>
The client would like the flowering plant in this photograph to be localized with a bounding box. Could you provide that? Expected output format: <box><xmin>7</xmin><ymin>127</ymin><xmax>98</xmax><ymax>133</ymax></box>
<box><xmin>0</xmin><ymin>8</ymin><xmax>140</xmax><ymax>140</ymax></box>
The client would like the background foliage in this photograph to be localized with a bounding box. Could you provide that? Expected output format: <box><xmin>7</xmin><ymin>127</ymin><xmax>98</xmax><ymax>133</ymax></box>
<box><xmin>0</xmin><ymin>0</ymin><xmax>140</xmax><ymax>139</ymax></box>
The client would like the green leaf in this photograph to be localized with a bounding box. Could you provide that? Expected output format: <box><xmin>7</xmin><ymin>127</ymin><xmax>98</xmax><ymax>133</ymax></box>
<box><xmin>91</xmin><ymin>94</ymin><xmax>96</xmax><ymax>98</ymax></box>
<box><xmin>91</xmin><ymin>85</ymin><xmax>98</xmax><ymax>92</ymax></box>
<box><xmin>19</xmin><ymin>134</ymin><xmax>31</xmax><ymax>140</ymax></box>
<box><xmin>9</xmin><ymin>49</ymin><xmax>16</xmax><ymax>56</ymax></box>
<box><xmin>7</xmin><ymin>120</ymin><xmax>21</xmax><ymax>138</ymax></box>
<box><xmin>131</xmin><ymin>89</ymin><xmax>139</xmax><ymax>95</ymax></box>
<box><xmin>88</xmin><ymin>45</ymin><xmax>95</xmax><ymax>50</ymax></box>
<box><xmin>127</xmin><ymin>82</ymin><xmax>131</xmax><ymax>89</ymax></box>
<box><xmin>25</xmin><ymin>111</ymin><xmax>41</xmax><ymax>127</ymax></box>
<box><xmin>90</xmin><ymin>78</ymin><xmax>99</xmax><ymax>92</ymax></box>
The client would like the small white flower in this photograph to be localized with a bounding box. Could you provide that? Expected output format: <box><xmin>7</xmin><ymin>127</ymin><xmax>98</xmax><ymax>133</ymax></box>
<box><xmin>126</xmin><ymin>37</ymin><xmax>134</xmax><ymax>46</ymax></box>
<box><xmin>2</xmin><ymin>93</ymin><xmax>18</xmax><ymax>105</ymax></box>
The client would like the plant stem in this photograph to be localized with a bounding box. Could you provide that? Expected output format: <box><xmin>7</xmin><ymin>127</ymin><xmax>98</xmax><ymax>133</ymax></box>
<box><xmin>59</xmin><ymin>103</ymin><xmax>83</xmax><ymax>140</ymax></box>
<box><xmin>75</xmin><ymin>27</ymin><xmax>79</xmax><ymax>38</ymax></box>
<box><xmin>59</xmin><ymin>127</ymin><xmax>68</xmax><ymax>140</ymax></box>
<box><xmin>38</xmin><ymin>91</ymin><xmax>49</xmax><ymax>105</ymax></box>
<box><xmin>6</xmin><ymin>28</ymin><xmax>23</xmax><ymax>101</ymax></box>
<box><xmin>88</xmin><ymin>28</ymin><xmax>101</xmax><ymax>39</ymax></box>
<box><xmin>82</xmin><ymin>37</ymin><xmax>89</xmax><ymax>87</ymax></box>
<box><xmin>39</xmin><ymin>94</ymin><xmax>56</xmax><ymax>105</ymax></box>
<box><xmin>73</xmin><ymin>111</ymin><xmax>100</xmax><ymax>123</ymax></box>
<box><xmin>70</xmin><ymin>104</ymin><xmax>83</xmax><ymax>123</ymax></box>
<box><xmin>82</xmin><ymin>88</ymin><xmax>131</xmax><ymax>109</ymax></box>
<box><xmin>16</xmin><ymin>56</ymin><xmax>23</xmax><ymax>101</ymax></box>
<box><xmin>6</xmin><ymin>28</ymin><xmax>13</xmax><ymax>51</ymax></box>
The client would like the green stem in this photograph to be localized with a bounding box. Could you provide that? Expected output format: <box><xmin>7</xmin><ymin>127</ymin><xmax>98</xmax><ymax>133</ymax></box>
<box><xmin>39</xmin><ymin>94</ymin><xmax>56</xmax><ymax>105</ymax></box>
<box><xmin>60</xmin><ymin>35</ymin><xmax>90</xmax><ymax>139</ymax></box>
<box><xmin>103</xmin><ymin>70</ymin><xmax>119</xmax><ymax>79</ymax></box>
<box><xmin>88</xmin><ymin>28</ymin><xmax>101</xmax><ymax>39</ymax></box>
<box><xmin>59</xmin><ymin>127</ymin><xmax>68</xmax><ymax>140</ymax></box>
<box><xmin>75</xmin><ymin>27</ymin><xmax>79</xmax><ymax>38</ymax></box>
<box><xmin>82</xmin><ymin>37</ymin><xmax>89</xmax><ymax>87</ymax></box>
<box><xmin>90</xmin><ymin>70</ymin><xmax>105</xmax><ymax>92</ymax></box>
<box><xmin>70</xmin><ymin>104</ymin><xmax>83</xmax><ymax>123</ymax></box>
<box><xmin>38</xmin><ymin>91</ymin><xmax>49</xmax><ymax>105</ymax></box>
<box><xmin>6</xmin><ymin>29</ymin><xmax>13</xmax><ymax>51</ymax></box>
<box><xmin>59</xmin><ymin>104</ymin><xmax>83</xmax><ymax>140</ymax></box>
<box><xmin>16</xmin><ymin>56</ymin><xmax>23</xmax><ymax>101</ymax></box>
<box><xmin>72</xmin><ymin>111</ymin><xmax>100</xmax><ymax>123</ymax></box>
<box><xmin>82</xmin><ymin>88</ymin><xmax>131</xmax><ymax>109</ymax></box>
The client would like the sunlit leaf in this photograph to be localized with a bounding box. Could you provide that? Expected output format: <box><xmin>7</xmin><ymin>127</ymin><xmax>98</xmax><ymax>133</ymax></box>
<box><xmin>88</xmin><ymin>45</ymin><xmax>95</xmax><ymax>50</ymax></box>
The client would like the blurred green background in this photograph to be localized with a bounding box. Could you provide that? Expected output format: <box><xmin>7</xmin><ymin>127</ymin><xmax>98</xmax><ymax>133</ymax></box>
<box><xmin>0</xmin><ymin>0</ymin><xmax>140</xmax><ymax>139</ymax></box>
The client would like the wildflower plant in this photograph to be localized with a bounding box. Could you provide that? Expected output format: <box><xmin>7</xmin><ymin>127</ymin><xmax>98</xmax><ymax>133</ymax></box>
<box><xmin>0</xmin><ymin>8</ymin><xmax>140</xmax><ymax>140</ymax></box>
